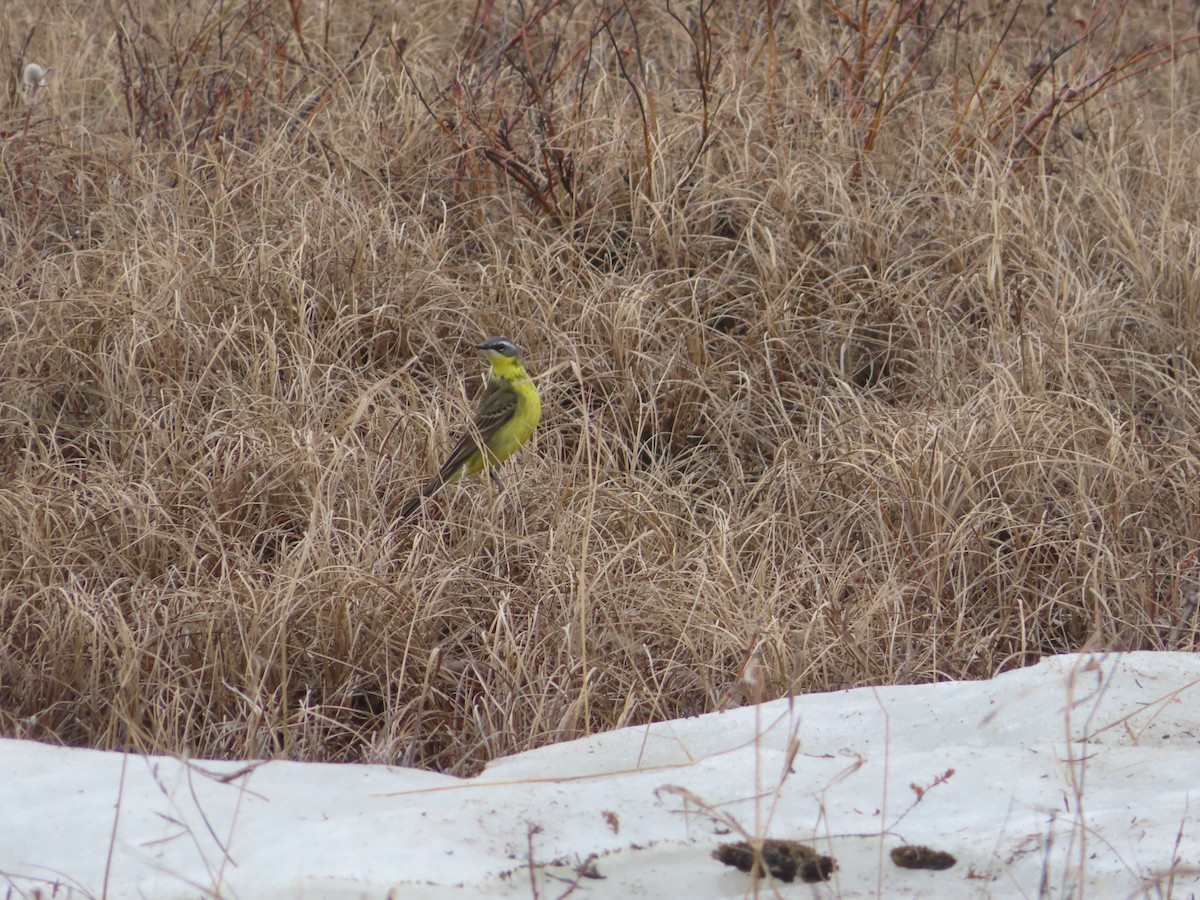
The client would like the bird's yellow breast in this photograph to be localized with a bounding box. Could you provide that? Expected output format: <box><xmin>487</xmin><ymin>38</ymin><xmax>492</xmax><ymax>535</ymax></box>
<box><xmin>476</xmin><ymin>352</ymin><xmax>541</xmax><ymax>470</ymax></box>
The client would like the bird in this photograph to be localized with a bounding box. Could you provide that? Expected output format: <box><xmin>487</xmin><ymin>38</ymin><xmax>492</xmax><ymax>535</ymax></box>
<box><xmin>400</xmin><ymin>336</ymin><xmax>542</xmax><ymax>521</ymax></box>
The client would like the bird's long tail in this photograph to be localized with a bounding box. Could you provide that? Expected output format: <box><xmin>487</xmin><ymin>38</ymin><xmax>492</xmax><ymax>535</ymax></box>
<box><xmin>399</xmin><ymin>476</ymin><xmax>449</xmax><ymax>522</ymax></box>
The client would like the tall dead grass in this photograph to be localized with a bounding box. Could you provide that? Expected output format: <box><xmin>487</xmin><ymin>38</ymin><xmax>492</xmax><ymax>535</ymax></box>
<box><xmin>0</xmin><ymin>0</ymin><xmax>1198</xmax><ymax>773</ymax></box>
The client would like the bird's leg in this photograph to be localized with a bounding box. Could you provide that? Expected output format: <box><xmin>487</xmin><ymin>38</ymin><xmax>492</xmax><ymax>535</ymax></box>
<box><xmin>489</xmin><ymin>469</ymin><xmax>506</xmax><ymax>492</ymax></box>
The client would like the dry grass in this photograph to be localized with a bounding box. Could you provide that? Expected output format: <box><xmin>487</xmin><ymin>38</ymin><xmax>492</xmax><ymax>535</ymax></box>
<box><xmin>1</xmin><ymin>0</ymin><xmax>1199</xmax><ymax>774</ymax></box>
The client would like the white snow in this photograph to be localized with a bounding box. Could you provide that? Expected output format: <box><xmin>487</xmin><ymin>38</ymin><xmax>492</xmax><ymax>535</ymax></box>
<box><xmin>1</xmin><ymin>652</ymin><xmax>1197</xmax><ymax>898</ymax></box>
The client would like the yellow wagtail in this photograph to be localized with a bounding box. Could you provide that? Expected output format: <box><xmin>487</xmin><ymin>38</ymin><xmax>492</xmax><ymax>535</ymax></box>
<box><xmin>400</xmin><ymin>336</ymin><xmax>542</xmax><ymax>520</ymax></box>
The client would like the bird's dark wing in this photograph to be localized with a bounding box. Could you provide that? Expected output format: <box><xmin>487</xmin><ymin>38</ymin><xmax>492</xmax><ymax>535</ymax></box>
<box><xmin>433</xmin><ymin>379</ymin><xmax>518</xmax><ymax>482</ymax></box>
<box><xmin>399</xmin><ymin>379</ymin><xmax>520</xmax><ymax>521</ymax></box>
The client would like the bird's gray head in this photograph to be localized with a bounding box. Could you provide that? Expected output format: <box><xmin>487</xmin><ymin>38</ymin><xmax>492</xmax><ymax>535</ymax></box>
<box><xmin>475</xmin><ymin>336</ymin><xmax>519</xmax><ymax>357</ymax></box>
